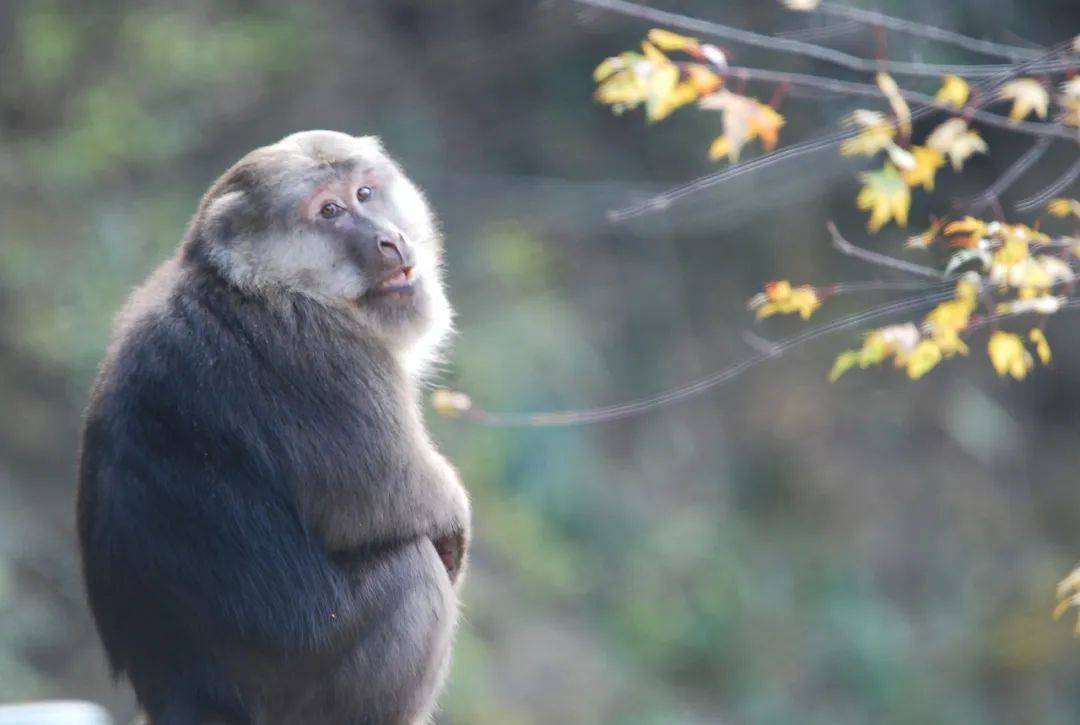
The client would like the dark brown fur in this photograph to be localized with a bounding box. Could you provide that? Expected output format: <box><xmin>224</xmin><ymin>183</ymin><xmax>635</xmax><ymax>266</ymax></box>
<box><xmin>77</xmin><ymin>132</ymin><xmax>468</xmax><ymax>724</ymax></box>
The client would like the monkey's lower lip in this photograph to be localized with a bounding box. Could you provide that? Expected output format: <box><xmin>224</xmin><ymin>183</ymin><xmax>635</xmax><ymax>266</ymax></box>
<box><xmin>371</xmin><ymin>267</ymin><xmax>416</xmax><ymax>296</ymax></box>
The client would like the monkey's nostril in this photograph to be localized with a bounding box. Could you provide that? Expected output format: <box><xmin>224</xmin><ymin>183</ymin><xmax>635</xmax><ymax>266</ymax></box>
<box><xmin>378</xmin><ymin>238</ymin><xmax>404</xmax><ymax>263</ymax></box>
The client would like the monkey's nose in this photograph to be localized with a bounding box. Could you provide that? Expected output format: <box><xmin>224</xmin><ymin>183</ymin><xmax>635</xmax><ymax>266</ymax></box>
<box><xmin>378</xmin><ymin>237</ymin><xmax>405</xmax><ymax>264</ymax></box>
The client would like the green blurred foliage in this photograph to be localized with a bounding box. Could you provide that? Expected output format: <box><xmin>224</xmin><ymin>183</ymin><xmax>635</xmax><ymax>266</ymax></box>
<box><xmin>2</xmin><ymin>1</ymin><xmax>1080</xmax><ymax>724</ymax></box>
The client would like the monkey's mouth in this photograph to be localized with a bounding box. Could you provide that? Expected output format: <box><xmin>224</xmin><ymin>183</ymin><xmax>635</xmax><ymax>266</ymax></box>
<box><xmin>430</xmin><ymin>531</ymin><xmax>464</xmax><ymax>584</ymax></box>
<box><xmin>370</xmin><ymin>266</ymin><xmax>416</xmax><ymax>296</ymax></box>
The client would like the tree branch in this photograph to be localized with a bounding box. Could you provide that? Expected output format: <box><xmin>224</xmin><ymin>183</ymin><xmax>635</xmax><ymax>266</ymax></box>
<box><xmin>571</xmin><ymin>0</ymin><xmax>1074</xmax><ymax>78</ymax></box>
<box><xmin>606</xmin><ymin>55</ymin><xmax>1074</xmax><ymax>222</ymax></box>
<box><xmin>966</xmin><ymin>137</ymin><xmax>1053</xmax><ymax>213</ymax></box>
<box><xmin>460</xmin><ymin>290</ymin><xmax>954</xmax><ymax>426</ymax></box>
<box><xmin>723</xmin><ymin>66</ymin><xmax>1076</xmax><ymax>141</ymax></box>
<box><xmin>1015</xmin><ymin>156</ymin><xmax>1080</xmax><ymax>213</ymax></box>
<box><xmin>775</xmin><ymin>19</ymin><xmax>860</xmax><ymax>42</ymax></box>
<box><xmin>827</xmin><ymin>221</ymin><xmax>946</xmax><ymax>280</ymax></box>
<box><xmin>813</xmin><ymin>1</ymin><xmax>1044</xmax><ymax>61</ymax></box>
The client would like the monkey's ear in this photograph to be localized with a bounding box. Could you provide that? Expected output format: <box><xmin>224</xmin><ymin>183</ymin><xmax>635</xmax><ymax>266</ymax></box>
<box><xmin>199</xmin><ymin>189</ymin><xmax>247</xmax><ymax>245</ymax></box>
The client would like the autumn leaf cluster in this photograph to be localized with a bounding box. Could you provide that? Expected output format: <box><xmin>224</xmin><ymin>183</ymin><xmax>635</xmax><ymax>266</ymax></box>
<box><xmin>593</xmin><ymin>29</ymin><xmax>784</xmax><ymax>162</ymax></box>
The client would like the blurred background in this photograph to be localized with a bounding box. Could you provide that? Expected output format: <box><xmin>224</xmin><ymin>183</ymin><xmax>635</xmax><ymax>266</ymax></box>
<box><xmin>2</xmin><ymin>1</ymin><xmax>1080</xmax><ymax>723</ymax></box>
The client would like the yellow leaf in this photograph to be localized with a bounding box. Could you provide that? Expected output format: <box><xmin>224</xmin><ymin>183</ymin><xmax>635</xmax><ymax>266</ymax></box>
<box><xmin>650</xmin><ymin>78</ymin><xmax>699</xmax><ymax>122</ymax></box>
<box><xmin>907</xmin><ymin>217</ymin><xmax>943</xmax><ymax>249</ymax></box>
<box><xmin>593</xmin><ymin>52</ymin><xmax>650</xmax><ymax>111</ymax></box>
<box><xmin>841</xmin><ymin>125</ymin><xmax>896</xmax><ymax>157</ymax></box>
<box><xmin>1030</xmin><ymin>328</ymin><xmax>1052</xmax><ymax>365</ymax></box>
<box><xmin>955</xmin><ymin>276</ymin><xmax>981</xmax><ymax>304</ymax></box>
<box><xmin>935</xmin><ymin>75</ymin><xmax>970</xmax><ymax>108</ymax></box>
<box><xmin>943</xmin><ymin>216</ymin><xmax>989</xmax><ymax>247</ymax></box>
<box><xmin>647</xmin><ymin>28</ymin><xmax>700</xmax><ymax>53</ymax></box>
<box><xmin>885</xmin><ymin>144</ymin><xmax>916</xmax><ymax>171</ymax></box>
<box><xmin>708</xmin><ymin>135</ymin><xmax>732</xmax><ymax>161</ymax></box>
<box><xmin>700</xmin><ymin>90</ymin><xmax>785</xmax><ymax>161</ymax></box>
<box><xmin>858</xmin><ymin>334</ymin><xmax>892</xmax><ymax>368</ymax></box>
<box><xmin>1011</xmin><ymin>255</ymin><xmax>1072</xmax><ymax>298</ymax></box>
<box><xmin>593</xmin><ymin>57</ymin><xmax>622</xmax><ymax>83</ymax></box>
<box><xmin>591</xmin><ymin>40</ymin><xmax>700</xmax><ymax>122</ymax></box>
<box><xmin>751</xmin><ymin>104</ymin><xmax>786</xmax><ymax>152</ymax></box>
<box><xmin>987</xmin><ymin>330</ymin><xmax>1033</xmax><ymax>380</ymax></box>
<box><xmin>925</xmin><ymin>298</ymin><xmax>975</xmax><ymax>337</ymax></box>
<box><xmin>923</xmin><ymin>282</ymin><xmax>976</xmax><ymax>359</ymax></box>
<box><xmin>901</xmin><ymin>146</ymin><xmax>945</xmax><ymax>191</ymax></box>
<box><xmin>946</xmin><ymin>130</ymin><xmax>988</xmax><ymax>171</ymax></box>
<box><xmin>1053</xmin><ymin>596</ymin><xmax>1075</xmax><ymax>623</ymax></box>
<box><xmin>748</xmin><ymin>280</ymin><xmax>821</xmax><ymax>320</ymax></box>
<box><xmin>926</xmin><ymin>118</ymin><xmax>988</xmax><ymax>171</ymax></box>
<box><xmin>1047</xmin><ymin>198</ymin><xmax>1080</xmax><ymax>218</ymax></box>
<box><xmin>840</xmin><ymin>110</ymin><xmax>899</xmax><ymax>158</ymax></box>
<box><xmin>641</xmin><ymin>41</ymin><xmax>668</xmax><ymax>66</ymax></box>
<box><xmin>861</xmin><ymin>323</ymin><xmax>920</xmax><ymax>369</ymax></box>
<box><xmin>1057</xmin><ymin>565</ymin><xmax>1080</xmax><ymax>602</ymax></box>
<box><xmin>1061</xmin><ymin>78</ymin><xmax>1080</xmax><ymax>103</ymax></box>
<box><xmin>996</xmin><ymin>296</ymin><xmax>1064</xmax><ymax>316</ymax></box>
<box><xmin>1053</xmin><ymin>568</ymin><xmax>1080</xmax><ymax>635</ymax></box>
<box><xmin>430</xmin><ymin>389</ymin><xmax>472</xmax><ymax>418</ymax></box>
<box><xmin>1060</xmin><ymin>79</ymin><xmax>1080</xmax><ymax>129</ymax></box>
<box><xmin>905</xmin><ymin>340</ymin><xmax>942</xmax><ymax>379</ymax></box>
<box><xmin>944</xmin><ymin>216</ymin><xmax>988</xmax><ymax>236</ymax></box>
<box><xmin>932</xmin><ymin>328</ymin><xmax>969</xmax><ymax>357</ymax></box>
<box><xmin>828</xmin><ymin>350</ymin><xmax>860</xmax><ymax>382</ymax></box>
<box><xmin>685</xmin><ymin>64</ymin><xmax>722</xmax><ymax>95</ymax></box>
<box><xmin>998</xmin><ymin>78</ymin><xmax>1050</xmax><ymax>122</ymax></box>
<box><xmin>645</xmin><ymin>59</ymin><xmax>681</xmax><ymax>122</ymax></box>
<box><xmin>857</xmin><ymin>163</ymin><xmax>911</xmax><ymax>232</ymax></box>
<box><xmin>996</xmin><ymin>236</ymin><xmax>1030</xmax><ymax>265</ymax></box>
<box><xmin>876</xmin><ymin>72</ymin><xmax>911</xmax><ymax>137</ymax></box>
<box><xmin>999</xmin><ymin>222</ymin><xmax>1049</xmax><ymax>246</ymax></box>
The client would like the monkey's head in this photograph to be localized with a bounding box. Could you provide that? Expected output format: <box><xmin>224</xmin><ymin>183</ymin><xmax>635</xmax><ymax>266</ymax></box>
<box><xmin>185</xmin><ymin>130</ymin><xmax>451</xmax><ymax>370</ymax></box>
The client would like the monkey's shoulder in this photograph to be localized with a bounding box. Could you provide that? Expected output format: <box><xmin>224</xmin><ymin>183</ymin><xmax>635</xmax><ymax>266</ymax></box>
<box><xmin>84</xmin><ymin>260</ymin><xmax>418</xmax><ymax>495</ymax></box>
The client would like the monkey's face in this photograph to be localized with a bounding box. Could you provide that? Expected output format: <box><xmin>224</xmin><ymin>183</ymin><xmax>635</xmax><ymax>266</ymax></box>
<box><xmin>197</xmin><ymin>132</ymin><xmax>451</xmax><ymax>360</ymax></box>
<box><xmin>293</xmin><ymin>148</ymin><xmax>443</xmax><ymax>338</ymax></box>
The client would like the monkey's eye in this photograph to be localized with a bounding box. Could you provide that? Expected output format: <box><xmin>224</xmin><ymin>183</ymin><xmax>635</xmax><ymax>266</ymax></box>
<box><xmin>319</xmin><ymin>202</ymin><xmax>343</xmax><ymax>219</ymax></box>
<box><xmin>356</xmin><ymin>186</ymin><xmax>374</xmax><ymax>203</ymax></box>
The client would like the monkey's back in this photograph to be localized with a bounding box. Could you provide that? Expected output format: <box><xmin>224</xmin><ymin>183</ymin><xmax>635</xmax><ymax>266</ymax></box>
<box><xmin>77</xmin><ymin>259</ymin><xmax>458</xmax><ymax>724</ymax></box>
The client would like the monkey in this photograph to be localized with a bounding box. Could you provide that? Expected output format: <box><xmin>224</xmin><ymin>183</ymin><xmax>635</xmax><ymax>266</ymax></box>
<box><xmin>76</xmin><ymin>130</ymin><xmax>470</xmax><ymax>725</ymax></box>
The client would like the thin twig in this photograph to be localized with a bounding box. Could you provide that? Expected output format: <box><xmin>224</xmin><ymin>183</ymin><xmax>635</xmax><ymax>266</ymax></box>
<box><xmin>1015</xmin><ymin>156</ymin><xmax>1080</xmax><ymax>213</ymax></box>
<box><xmin>964</xmin><ymin>298</ymin><xmax>1080</xmax><ymax>334</ymax></box>
<box><xmin>827</xmin><ymin>280</ymin><xmax>945</xmax><ymax>294</ymax></box>
<box><xmin>607</xmin><ymin>130</ymin><xmax>848</xmax><ymax>221</ymax></box>
<box><xmin>723</xmin><ymin>66</ymin><xmax>1076</xmax><ymax>141</ymax></box>
<box><xmin>965</xmin><ymin>137</ymin><xmax>1053</xmax><ymax>213</ymax></box>
<box><xmin>742</xmin><ymin>330</ymin><xmax>783</xmax><ymax>357</ymax></box>
<box><xmin>462</xmin><ymin>290</ymin><xmax>954</xmax><ymax>426</ymax></box>
<box><xmin>458</xmin><ymin>293</ymin><xmax>1080</xmax><ymax>427</ymax></box>
<box><xmin>814</xmin><ymin>1</ymin><xmax>1044</xmax><ymax>61</ymax></box>
<box><xmin>827</xmin><ymin>221</ymin><xmax>946</xmax><ymax>279</ymax></box>
<box><xmin>570</xmin><ymin>0</ymin><xmax>1074</xmax><ymax>78</ymax></box>
<box><xmin>775</xmin><ymin>19</ymin><xmax>861</xmax><ymax>42</ymax></box>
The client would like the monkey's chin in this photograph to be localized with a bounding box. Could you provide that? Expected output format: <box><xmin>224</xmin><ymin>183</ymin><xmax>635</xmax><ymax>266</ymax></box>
<box><xmin>356</xmin><ymin>279</ymin><xmax>433</xmax><ymax>336</ymax></box>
